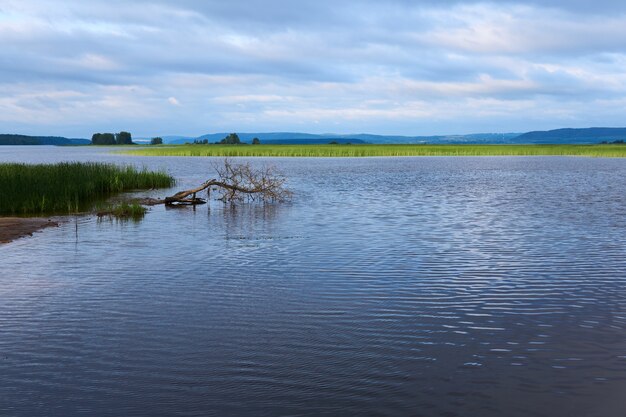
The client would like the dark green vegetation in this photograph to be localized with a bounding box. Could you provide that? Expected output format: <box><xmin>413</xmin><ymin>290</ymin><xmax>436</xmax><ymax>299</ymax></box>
<box><xmin>220</xmin><ymin>133</ymin><xmax>241</xmax><ymax>144</ymax></box>
<box><xmin>0</xmin><ymin>162</ymin><xmax>174</xmax><ymax>215</ymax></box>
<box><xmin>92</xmin><ymin>131</ymin><xmax>134</xmax><ymax>145</ymax></box>
<box><xmin>122</xmin><ymin>144</ymin><xmax>626</xmax><ymax>158</ymax></box>
<box><xmin>97</xmin><ymin>202</ymin><xmax>147</xmax><ymax>221</ymax></box>
<box><xmin>150</xmin><ymin>137</ymin><xmax>163</xmax><ymax>145</ymax></box>
<box><xmin>179</xmin><ymin>134</ymin><xmax>366</xmax><ymax>145</ymax></box>
<box><xmin>191</xmin><ymin>133</ymin><xmax>243</xmax><ymax>145</ymax></box>
<box><xmin>0</xmin><ymin>134</ymin><xmax>89</xmax><ymax>146</ymax></box>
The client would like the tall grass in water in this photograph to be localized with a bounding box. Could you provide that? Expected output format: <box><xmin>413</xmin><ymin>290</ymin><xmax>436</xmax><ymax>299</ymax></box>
<box><xmin>121</xmin><ymin>144</ymin><xmax>626</xmax><ymax>158</ymax></box>
<box><xmin>97</xmin><ymin>202</ymin><xmax>148</xmax><ymax>221</ymax></box>
<box><xmin>0</xmin><ymin>162</ymin><xmax>174</xmax><ymax>215</ymax></box>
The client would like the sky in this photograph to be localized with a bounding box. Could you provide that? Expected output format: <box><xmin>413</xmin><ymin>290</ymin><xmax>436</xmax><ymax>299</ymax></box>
<box><xmin>2</xmin><ymin>0</ymin><xmax>626</xmax><ymax>138</ymax></box>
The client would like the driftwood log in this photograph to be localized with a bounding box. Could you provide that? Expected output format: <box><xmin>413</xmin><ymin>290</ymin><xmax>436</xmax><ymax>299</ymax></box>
<box><xmin>139</xmin><ymin>160</ymin><xmax>291</xmax><ymax>206</ymax></box>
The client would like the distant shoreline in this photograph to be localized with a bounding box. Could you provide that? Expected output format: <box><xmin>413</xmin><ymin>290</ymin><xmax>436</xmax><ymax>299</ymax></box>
<box><xmin>120</xmin><ymin>143</ymin><xmax>626</xmax><ymax>158</ymax></box>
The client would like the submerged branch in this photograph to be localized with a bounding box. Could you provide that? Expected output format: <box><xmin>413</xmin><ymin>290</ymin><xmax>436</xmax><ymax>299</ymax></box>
<box><xmin>139</xmin><ymin>160</ymin><xmax>292</xmax><ymax>206</ymax></box>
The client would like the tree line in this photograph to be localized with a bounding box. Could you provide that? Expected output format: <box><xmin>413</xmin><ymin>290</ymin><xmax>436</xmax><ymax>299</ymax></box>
<box><xmin>191</xmin><ymin>133</ymin><xmax>260</xmax><ymax>145</ymax></box>
<box><xmin>91</xmin><ymin>131</ymin><xmax>133</xmax><ymax>145</ymax></box>
<box><xmin>90</xmin><ymin>132</ymin><xmax>263</xmax><ymax>146</ymax></box>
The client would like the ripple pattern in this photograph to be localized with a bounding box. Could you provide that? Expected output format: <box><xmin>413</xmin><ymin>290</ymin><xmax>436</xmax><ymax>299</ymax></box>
<box><xmin>1</xmin><ymin>148</ymin><xmax>626</xmax><ymax>416</ymax></box>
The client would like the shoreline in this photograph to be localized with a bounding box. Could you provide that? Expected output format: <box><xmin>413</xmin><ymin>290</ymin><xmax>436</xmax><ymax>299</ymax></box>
<box><xmin>0</xmin><ymin>217</ymin><xmax>60</xmax><ymax>244</ymax></box>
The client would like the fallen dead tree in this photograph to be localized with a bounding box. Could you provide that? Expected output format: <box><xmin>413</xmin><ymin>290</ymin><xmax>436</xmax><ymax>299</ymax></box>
<box><xmin>139</xmin><ymin>160</ymin><xmax>292</xmax><ymax>206</ymax></box>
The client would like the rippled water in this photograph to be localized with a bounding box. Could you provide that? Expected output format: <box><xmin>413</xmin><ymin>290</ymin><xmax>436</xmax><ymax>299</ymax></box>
<box><xmin>1</xmin><ymin>147</ymin><xmax>626</xmax><ymax>416</ymax></box>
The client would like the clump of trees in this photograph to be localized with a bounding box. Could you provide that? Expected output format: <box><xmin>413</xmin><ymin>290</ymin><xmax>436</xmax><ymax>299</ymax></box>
<box><xmin>189</xmin><ymin>133</ymin><xmax>249</xmax><ymax>145</ymax></box>
<box><xmin>97</xmin><ymin>202</ymin><xmax>147</xmax><ymax>221</ymax></box>
<box><xmin>151</xmin><ymin>137</ymin><xmax>163</xmax><ymax>145</ymax></box>
<box><xmin>91</xmin><ymin>133</ymin><xmax>115</xmax><ymax>145</ymax></box>
<box><xmin>252</xmin><ymin>137</ymin><xmax>261</xmax><ymax>145</ymax></box>
<box><xmin>92</xmin><ymin>131</ymin><xmax>134</xmax><ymax>145</ymax></box>
<box><xmin>220</xmin><ymin>133</ymin><xmax>241</xmax><ymax>144</ymax></box>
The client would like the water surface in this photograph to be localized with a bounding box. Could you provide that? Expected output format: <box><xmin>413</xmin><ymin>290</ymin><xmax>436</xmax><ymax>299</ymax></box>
<box><xmin>1</xmin><ymin>147</ymin><xmax>626</xmax><ymax>416</ymax></box>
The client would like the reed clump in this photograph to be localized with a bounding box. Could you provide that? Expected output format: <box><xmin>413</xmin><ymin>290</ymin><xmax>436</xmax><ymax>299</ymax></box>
<box><xmin>0</xmin><ymin>162</ymin><xmax>174</xmax><ymax>215</ymax></box>
<box><xmin>121</xmin><ymin>144</ymin><xmax>626</xmax><ymax>158</ymax></box>
<box><xmin>97</xmin><ymin>202</ymin><xmax>147</xmax><ymax>221</ymax></box>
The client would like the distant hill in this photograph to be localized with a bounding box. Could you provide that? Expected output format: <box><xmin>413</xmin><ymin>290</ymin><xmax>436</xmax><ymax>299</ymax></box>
<box><xmin>514</xmin><ymin>128</ymin><xmax>626</xmax><ymax>144</ymax></box>
<box><xmin>167</xmin><ymin>132</ymin><xmax>522</xmax><ymax>145</ymax></box>
<box><xmin>176</xmin><ymin>129</ymin><xmax>626</xmax><ymax>145</ymax></box>
<box><xmin>162</xmin><ymin>135</ymin><xmax>195</xmax><ymax>143</ymax></box>
<box><xmin>349</xmin><ymin>133</ymin><xmax>522</xmax><ymax>144</ymax></box>
<box><xmin>169</xmin><ymin>132</ymin><xmax>367</xmax><ymax>145</ymax></box>
<box><xmin>10</xmin><ymin>128</ymin><xmax>620</xmax><ymax>146</ymax></box>
<box><xmin>0</xmin><ymin>134</ymin><xmax>89</xmax><ymax>146</ymax></box>
<box><xmin>133</xmin><ymin>135</ymin><xmax>195</xmax><ymax>145</ymax></box>
<box><xmin>191</xmin><ymin>132</ymin><xmax>326</xmax><ymax>144</ymax></box>
<box><xmin>262</xmin><ymin>138</ymin><xmax>365</xmax><ymax>145</ymax></box>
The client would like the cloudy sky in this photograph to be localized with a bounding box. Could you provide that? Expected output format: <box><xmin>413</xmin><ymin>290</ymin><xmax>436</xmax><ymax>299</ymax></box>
<box><xmin>2</xmin><ymin>0</ymin><xmax>626</xmax><ymax>137</ymax></box>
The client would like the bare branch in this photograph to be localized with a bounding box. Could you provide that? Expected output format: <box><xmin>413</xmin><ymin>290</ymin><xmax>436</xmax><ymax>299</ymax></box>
<box><xmin>139</xmin><ymin>159</ymin><xmax>292</xmax><ymax>206</ymax></box>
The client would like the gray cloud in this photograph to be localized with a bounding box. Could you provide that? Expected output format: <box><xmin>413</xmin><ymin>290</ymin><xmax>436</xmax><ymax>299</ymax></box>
<box><xmin>1</xmin><ymin>0</ymin><xmax>626</xmax><ymax>136</ymax></box>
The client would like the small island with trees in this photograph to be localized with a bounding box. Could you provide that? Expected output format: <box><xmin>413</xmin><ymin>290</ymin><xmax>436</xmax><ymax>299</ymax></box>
<box><xmin>91</xmin><ymin>131</ymin><xmax>134</xmax><ymax>145</ymax></box>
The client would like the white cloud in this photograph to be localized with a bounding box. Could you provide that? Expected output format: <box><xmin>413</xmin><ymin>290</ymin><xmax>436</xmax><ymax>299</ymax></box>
<box><xmin>2</xmin><ymin>0</ymin><xmax>626</xmax><ymax>136</ymax></box>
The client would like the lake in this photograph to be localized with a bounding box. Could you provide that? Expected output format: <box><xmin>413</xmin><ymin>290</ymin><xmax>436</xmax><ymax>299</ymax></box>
<box><xmin>1</xmin><ymin>146</ymin><xmax>626</xmax><ymax>416</ymax></box>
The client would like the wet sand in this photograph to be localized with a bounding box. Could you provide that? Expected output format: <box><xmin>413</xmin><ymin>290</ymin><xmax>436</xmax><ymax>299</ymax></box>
<box><xmin>0</xmin><ymin>217</ymin><xmax>59</xmax><ymax>244</ymax></box>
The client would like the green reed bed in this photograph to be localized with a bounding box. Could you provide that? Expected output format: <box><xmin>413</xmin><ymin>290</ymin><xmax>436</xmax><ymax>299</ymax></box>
<box><xmin>97</xmin><ymin>202</ymin><xmax>148</xmax><ymax>221</ymax></box>
<box><xmin>121</xmin><ymin>144</ymin><xmax>626</xmax><ymax>158</ymax></box>
<box><xmin>0</xmin><ymin>162</ymin><xmax>174</xmax><ymax>215</ymax></box>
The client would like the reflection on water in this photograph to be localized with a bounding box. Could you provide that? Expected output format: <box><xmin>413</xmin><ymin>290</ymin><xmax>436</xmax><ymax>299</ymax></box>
<box><xmin>1</xmin><ymin>147</ymin><xmax>626</xmax><ymax>417</ymax></box>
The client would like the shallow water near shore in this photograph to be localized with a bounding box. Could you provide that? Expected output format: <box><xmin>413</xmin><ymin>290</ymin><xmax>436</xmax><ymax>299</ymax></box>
<box><xmin>1</xmin><ymin>146</ymin><xmax>626</xmax><ymax>416</ymax></box>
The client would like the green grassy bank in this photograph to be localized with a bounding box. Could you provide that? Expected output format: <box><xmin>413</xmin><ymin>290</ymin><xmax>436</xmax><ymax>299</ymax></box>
<box><xmin>0</xmin><ymin>162</ymin><xmax>174</xmax><ymax>215</ymax></box>
<box><xmin>121</xmin><ymin>144</ymin><xmax>626</xmax><ymax>158</ymax></box>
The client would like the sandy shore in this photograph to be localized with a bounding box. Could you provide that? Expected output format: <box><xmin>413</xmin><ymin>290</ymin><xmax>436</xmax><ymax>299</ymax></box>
<box><xmin>0</xmin><ymin>217</ymin><xmax>60</xmax><ymax>244</ymax></box>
